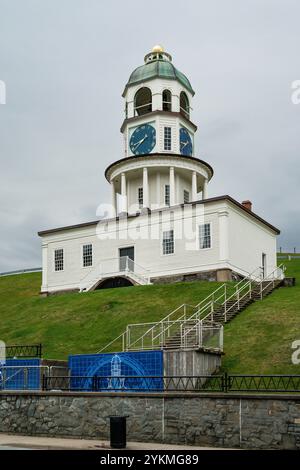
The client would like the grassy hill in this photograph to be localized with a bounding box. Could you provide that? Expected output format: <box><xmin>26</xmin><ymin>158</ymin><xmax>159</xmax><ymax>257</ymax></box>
<box><xmin>0</xmin><ymin>258</ymin><xmax>299</xmax><ymax>374</ymax></box>
<box><xmin>222</xmin><ymin>258</ymin><xmax>300</xmax><ymax>374</ymax></box>
<box><xmin>0</xmin><ymin>273</ymin><xmax>219</xmax><ymax>359</ymax></box>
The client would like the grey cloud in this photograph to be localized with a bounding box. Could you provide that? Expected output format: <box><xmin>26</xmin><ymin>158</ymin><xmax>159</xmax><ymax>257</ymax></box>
<box><xmin>1</xmin><ymin>0</ymin><xmax>300</xmax><ymax>271</ymax></box>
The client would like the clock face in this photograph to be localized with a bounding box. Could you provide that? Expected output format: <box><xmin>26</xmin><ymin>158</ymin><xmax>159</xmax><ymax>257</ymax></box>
<box><xmin>180</xmin><ymin>127</ymin><xmax>193</xmax><ymax>156</ymax></box>
<box><xmin>130</xmin><ymin>124</ymin><xmax>156</xmax><ymax>155</ymax></box>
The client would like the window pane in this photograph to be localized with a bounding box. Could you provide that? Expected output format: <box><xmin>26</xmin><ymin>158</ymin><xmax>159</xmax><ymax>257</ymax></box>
<box><xmin>138</xmin><ymin>187</ymin><xmax>143</xmax><ymax>208</ymax></box>
<box><xmin>54</xmin><ymin>249</ymin><xmax>64</xmax><ymax>271</ymax></box>
<box><xmin>162</xmin><ymin>90</ymin><xmax>172</xmax><ymax>112</ymax></box>
<box><xmin>165</xmin><ymin>185</ymin><xmax>170</xmax><ymax>206</ymax></box>
<box><xmin>184</xmin><ymin>190</ymin><xmax>189</xmax><ymax>203</ymax></box>
<box><xmin>164</xmin><ymin>127</ymin><xmax>171</xmax><ymax>151</ymax></box>
<box><xmin>83</xmin><ymin>244</ymin><xmax>93</xmax><ymax>267</ymax></box>
<box><xmin>134</xmin><ymin>87</ymin><xmax>152</xmax><ymax>116</ymax></box>
<box><xmin>163</xmin><ymin>230</ymin><xmax>174</xmax><ymax>255</ymax></box>
<box><xmin>199</xmin><ymin>224</ymin><xmax>211</xmax><ymax>249</ymax></box>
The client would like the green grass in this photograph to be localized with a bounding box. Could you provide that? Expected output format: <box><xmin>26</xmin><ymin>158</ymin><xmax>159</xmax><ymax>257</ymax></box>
<box><xmin>0</xmin><ymin>273</ymin><xmax>219</xmax><ymax>359</ymax></box>
<box><xmin>0</xmin><ymin>257</ymin><xmax>299</xmax><ymax>374</ymax></box>
<box><xmin>222</xmin><ymin>258</ymin><xmax>300</xmax><ymax>374</ymax></box>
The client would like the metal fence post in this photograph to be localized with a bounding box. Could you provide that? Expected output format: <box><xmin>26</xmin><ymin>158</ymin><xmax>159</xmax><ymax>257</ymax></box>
<box><xmin>126</xmin><ymin>326</ymin><xmax>130</xmax><ymax>350</ymax></box>
<box><xmin>24</xmin><ymin>368</ymin><xmax>28</xmax><ymax>390</ymax></box>
<box><xmin>92</xmin><ymin>375</ymin><xmax>98</xmax><ymax>392</ymax></box>
<box><xmin>220</xmin><ymin>326</ymin><xmax>224</xmax><ymax>352</ymax></box>
<box><xmin>42</xmin><ymin>374</ymin><xmax>47</xmax><ymax>391</ymax></box>
<box><xmin>224</xmin><ymin>372</ymin><xmax>229</xmax><ymax>393</ymax></box>
<box><xmin>221</xmin><ymin>373</ymin><xmax>225</xmax><ymax>392</ymax></box>
<box><xmin>199</xmin><ymin>322</ymin><xmax>203</xmax><ymax>348</ymax></box>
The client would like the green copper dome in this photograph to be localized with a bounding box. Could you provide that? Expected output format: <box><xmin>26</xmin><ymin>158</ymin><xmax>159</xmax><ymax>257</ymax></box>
<box><xmin>122</xmin><ymin>47</ymin><xmax>195</xmax><ymax>97</ymax></box>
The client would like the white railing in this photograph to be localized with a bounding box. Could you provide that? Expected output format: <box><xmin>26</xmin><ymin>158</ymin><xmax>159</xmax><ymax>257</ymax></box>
<box><xmin>199</xmin><ymin>264</ymin><xmax>285</xmax><ymax>325</ymax></box>
<box><xmin>79</xmin><ymin>256</ymin><xmax>151</xmax><ymax>292</ymax></box>
<box><xmin>0</xmin><ymin>365</ymin><xmax>50</xmax><ymax>390</ymax></box>
<box><xmin>98</xmin><ymin>319</ymin><xmax>223</xmax><ymax>353</ymax></box>
<box><xmin>0</xmin><ymin>267</ymin><xmax>42</xmax><ymax>277</ymax></box>
<box><xmin>97</xmin><ymin>264</ymin><xmax>285</xmax><ymax>353</ymax></box>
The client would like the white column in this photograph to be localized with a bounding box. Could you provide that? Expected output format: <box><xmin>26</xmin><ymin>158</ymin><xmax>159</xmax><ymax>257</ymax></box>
<box><xmin>120</xmin><ymin>172</ymin><xmax>127</xmax><ymax>213</ymax></box>
<box><xmin>41</xmin><ymin>244</ymin><xmax>48</xmax><ymax>292</ymax></box>
<box><xmin>192</xmin><ymin>171</ymin><xmax>197</xmax><ymax>201</ymax></box>
<box><xmin>202</xmin><ymin>178</ymin><xmax>208</xmax><ymax>200</ymax></box>
<box><xmin>218</xmin><ymin>210</ymin><xmax>229</xmax><ymax>261</ymax></box>
<box><xmin>111</xmin><ymin>179</ymin><xmax>117</xmax><ymax>217</ymax></box>
<box><xmin>169</xmin><ymin>166</ymin><xmax>175</xmax><ymax>206</ymax></box>
<box><xmin>143</xmin><ymin>167</ymin><xmax>149</xmax><ymax>209</ymax></box>
<box><xmin>156</xmin><ymin>172</ymin><xmax>161</xmax><ymax>208</ymax></box>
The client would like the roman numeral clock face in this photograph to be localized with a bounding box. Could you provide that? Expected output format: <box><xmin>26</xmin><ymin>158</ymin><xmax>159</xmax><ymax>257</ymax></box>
<box><xmin>130</xmin><ymin>124</ymin><xmax>156</xmax><ymax>155</ymax></box>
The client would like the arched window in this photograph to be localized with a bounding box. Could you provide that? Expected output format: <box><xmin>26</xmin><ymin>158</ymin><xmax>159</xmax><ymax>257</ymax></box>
<box><xmin>162</xmin><ymin>89</ymin><xmax>172</xmax><ymax>111</ymax></box>
<box><xmin>134</xmin><ymin>87</ymin><xmax>152</xmax><ymax>116</ymax></box>
<box><xmin>180</xmin><ymin>91</ymin><xmax>190</xmax><ymax>119</ymax></box>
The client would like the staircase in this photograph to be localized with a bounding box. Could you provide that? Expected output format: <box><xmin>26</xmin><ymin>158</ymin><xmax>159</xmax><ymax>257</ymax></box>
<box><xmin>98</xmin><ymin>264</ymin><xmax>285</xmax><ymax>353</ymax></box>
<box><xmin>208</xmin><ymin>279</ymin><xmax>282</xmax><ymax>324</ymax></box>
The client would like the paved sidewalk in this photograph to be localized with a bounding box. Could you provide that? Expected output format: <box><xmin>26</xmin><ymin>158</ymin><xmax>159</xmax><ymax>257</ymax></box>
<box><xmin>0</xmin><ymin>434</ymin><xmax>226</xmax><ymax>450</ymax></box>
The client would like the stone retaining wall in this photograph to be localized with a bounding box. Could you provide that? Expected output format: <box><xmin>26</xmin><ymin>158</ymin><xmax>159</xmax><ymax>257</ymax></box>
<box><xmin>1</xmin><ymin>391</ymin><xmax>300</xmax><ymax>449</ymax></box>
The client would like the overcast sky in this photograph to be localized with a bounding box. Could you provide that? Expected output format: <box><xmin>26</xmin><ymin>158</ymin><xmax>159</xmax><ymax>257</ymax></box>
<box><xmin>0</xmin><ymin>0</ymin><xmax>300</xmax><ymax>271</ymax></box>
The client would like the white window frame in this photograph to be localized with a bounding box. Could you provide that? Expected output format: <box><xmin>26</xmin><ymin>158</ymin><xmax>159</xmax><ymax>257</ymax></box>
<box><xmin>164</xmin><ymin>126</ymin><xmax>172</xmax><ymax>151</ymax></box>
<box><xmin>199</xmin><ymin>223</ymin><xmax>212</xmax><ymax>250</ymax></box>
<box><xmin>138</xmin><ymin>187</ymin><xmax>143</xmax><ymax>209</ymax></box>
<box><xmin>184</xmin><ymin>189</ymin><xmax>190</xmax><ymax>204</ymax></box>
<box><xmin>162</xmin><ymin>89</ymin><xmax>172</xmax><ymax>112</ymax></box>
<box><xmin>54</xmin><ymin>248</ymin><xmax>64</xmax><ymax>272</ymax></box>
<box><xmin>82</xmin><ymin>243</ymin><xmax>93</xmax><ymax>268</ymax></box>
<box><xmin>165</xmin><ymin>184</ymin><xmax>170</xmax><ymax>206</ymax></box>
<box><xmin>162</xmin><ymin>229</ymin><xmax>175</xmax><ymax>256</ymax></box>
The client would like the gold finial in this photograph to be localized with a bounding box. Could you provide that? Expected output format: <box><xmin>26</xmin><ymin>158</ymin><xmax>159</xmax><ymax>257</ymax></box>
<box><xmin>152</xmin><ymin>44</ymin><xmax>164</xmax><ymax>53</ymax></box>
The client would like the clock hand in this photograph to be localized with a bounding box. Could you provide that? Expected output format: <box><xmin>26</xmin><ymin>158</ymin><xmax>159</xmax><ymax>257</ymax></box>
<box><xmin>133</xmin><ymin>134</ymin><xmax>148</xmax><ymax>151</ymax></box>
<box><xmin>181</xmin><ymin>141</ymin><xmax>189</xmax><ymax>149</ymax></box>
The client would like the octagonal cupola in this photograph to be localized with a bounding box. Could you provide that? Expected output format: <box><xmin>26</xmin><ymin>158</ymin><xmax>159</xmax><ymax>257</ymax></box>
<box><xmin>105</xmin><ymin>46</ymin><xmax>213</xmax><ymax>217</ymax></box>
<box><xmin>121</xmin><ymin>45</ymin><xmax>197</xmax><ymax>158</ymax></box>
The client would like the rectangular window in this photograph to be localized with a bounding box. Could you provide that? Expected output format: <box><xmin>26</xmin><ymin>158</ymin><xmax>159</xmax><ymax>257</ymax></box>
<box><xmin>184</xmin><ymin>190</ymin><xmax>190</xmax><ymax>203</ymax></box>
<box><xmin>163</xmin><ymin>230</ymin><xmax>174</xmax><ymax>255</ymax></box>
<box><xmin>54</xmin><ymin>249</ymin><xmax>64</xmax><ymax>271</ymax></box>
<box><xmin>199</xmin><ymin>224</ymin><xmax>211</xmax><ymax>249</ymax></box>
<box><xmin>138</xmin><ymin>187</ymin><xmax>143</xmax><ymax>208</ymax></box>
<box><xmin>83</xmin><ymin>244</ymin><xmax>93</xmax><ymax>267</ymax></box>
<box><xmin>164</xmin><ymin>127</ymin><xmax>172</xmax><ymax>151</ymax></box>
<box><xmin>165</xmin><ymin>184</ymin><xmax>170</xmax><ymax>206</ymax></box>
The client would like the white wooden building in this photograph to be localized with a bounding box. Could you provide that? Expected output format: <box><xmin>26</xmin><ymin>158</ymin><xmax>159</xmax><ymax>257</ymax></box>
<box><xmin>38</xmin><ymin>46</ymin><xmax>280</xmax><ymax>294</ymax></box>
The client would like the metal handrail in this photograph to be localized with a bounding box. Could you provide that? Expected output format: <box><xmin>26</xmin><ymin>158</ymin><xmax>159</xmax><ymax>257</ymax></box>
<box><xmin>80</xmin><ymin>256</ymin><xmax>150</xmax><ymax>291</ymax></box>
<box><xmin>260</xmin><ymin>264</ymin><xmax>285</xmax><ymax>297</ymax></box>
<box><xmin>126</xmin><ymin>321</ymin><xmax>223</xmax><ymax>351</ymax></box>
<box><xmin>97</xmin><ymin>332</ymin><xmax>125</xmax><ymax>354</ymax></box>
<box><xmin>98</xmin><ymin>263</ymin><xmax>285</xmax><ymax>353</ymax></box>
<box><xmin>199</xmin><ymin>264</ymin><xmax>285</xmax><ymax>325</ymax></box>
<box><xmin>0</xmin><ymin>365</ymin><xmax>50</xmax><ymax>388</ymax></box>
<box><xmin>126</xmin><ymin>304</ymin><xmax>196</xmax><ymax>350</ymax></box>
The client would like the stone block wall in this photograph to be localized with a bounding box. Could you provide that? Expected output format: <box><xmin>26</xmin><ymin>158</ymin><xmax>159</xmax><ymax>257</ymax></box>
<box><xmin>0</xmin><ymin>391</ymin><xmax>300</xmax><ymax>449</ymax></box>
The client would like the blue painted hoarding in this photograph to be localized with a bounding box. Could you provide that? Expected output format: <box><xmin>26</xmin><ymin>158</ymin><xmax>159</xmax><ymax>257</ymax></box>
<box><xmin>69</xmin><ymin>350</ymin><xmax>163</xmax><ymax>392</ymax></box>
<box><xmin>0</xmin><ymin>358</ymin><xmax>41</xmax><ymax>390</ymax></box>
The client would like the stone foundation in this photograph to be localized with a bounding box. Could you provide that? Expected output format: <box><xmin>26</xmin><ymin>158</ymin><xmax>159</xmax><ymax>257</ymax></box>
<box><xmin>0</xmin><ymin>391</ymin><xmax>300</xmax><ymax>449</ymax></box>
<box><xmin>283</xmin><ymin>277</ymin><xmax>296</xmax><ymax>287</ymax></box>
<box><xmin>151</xmin><ymin>269</ymin><xmax>234</xmax><ymax>285</ymax></box>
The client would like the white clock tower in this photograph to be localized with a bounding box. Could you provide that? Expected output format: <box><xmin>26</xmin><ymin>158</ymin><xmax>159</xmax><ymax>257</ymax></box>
<box><xmin>105</xmin><ymin>45</ymin><xmax>213</xmax><ymax>215</ymax></box>
<box><xmin>38</xmin><ymin>45</ymin><xmax>280</xmax><ymax>295</ymax></box>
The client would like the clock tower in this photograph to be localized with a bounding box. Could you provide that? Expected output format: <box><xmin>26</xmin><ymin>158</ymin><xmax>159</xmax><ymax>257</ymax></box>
<box><xmin>105</xmin><ymin>45</ymin><xmax>214</xmax><ymax>215</ymax></box>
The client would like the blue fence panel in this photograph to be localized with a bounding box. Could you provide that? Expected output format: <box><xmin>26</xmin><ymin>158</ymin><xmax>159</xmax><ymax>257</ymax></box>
<box><xmin>0</xmin><ymin>358</ymin><xmax>41</xmax><ymax>390</ymax></box>
<box><xmin>69</xmin><ymin>350</ymin><xmax>163</xmax><ymax>392</ymax></box>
